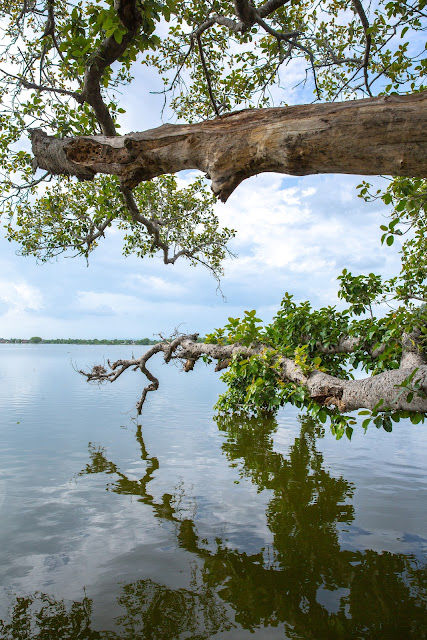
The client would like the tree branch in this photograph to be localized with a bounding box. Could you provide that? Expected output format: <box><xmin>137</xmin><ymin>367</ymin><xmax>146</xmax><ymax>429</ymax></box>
<box><xmin>196</xmin><ymin>35</ymin><xmax>220</xmax><ymax>116</ymax></box>
<box><xmin>258</xmin><ymin>0</ymin><xmax>292</xmax><ymax>19</ymax></box>
<box><xmin>80</xmin><ymin>333</ymin><xmax>427</xmax><ymax>415</ymax></box>
<box><xmin>13</xmin><ymin>75</ymin><xmax>83</xmax><ymax>103</ymax></box>
<box><xmin>351</xmin><ymin>0</ymin><xmax>372</xmax><ymax>96</ymax></box>
<box><xmin>120</xmin><ymin>185</ymin><xmax>194</xmax><ymax>266</ymax></box>
<box><xmin>29</xmin><ymin>92</ymin><xmax>427</xmax><ymax>202</ymax></box>
<box><xmin>191</xmin><ymin>16</ymin><xmax>243</xmax><ymax>38</ymax></box>
<box><xmin>78</xmin><ymin>0</ymin><xmax>145</xmax><ymax>135</ymax></box>
<box><xmin>233</xmin><ymin>0</ymin><xmax>258</xmax><ymax>26</ymax></box>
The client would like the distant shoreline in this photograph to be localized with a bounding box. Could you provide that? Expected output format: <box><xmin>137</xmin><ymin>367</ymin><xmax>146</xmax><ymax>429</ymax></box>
<box><xmin>0</xmin><ymin>338</ymin><xmax>159</xmax><ymax>345</ymax></box>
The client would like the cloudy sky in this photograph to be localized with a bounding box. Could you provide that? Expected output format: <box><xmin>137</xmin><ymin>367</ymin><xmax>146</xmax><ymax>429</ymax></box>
<box><xmin>0</xmin><ymin>63</ymin><xmax>402</xmax><ymax>340</ymax></box>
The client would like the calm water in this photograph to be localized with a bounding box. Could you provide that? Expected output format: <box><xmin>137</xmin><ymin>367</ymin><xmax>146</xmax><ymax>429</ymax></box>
<box><xmin>0</xmin><ymin>344</ymin><xmax>426</xmax><ymax>639</ymax></box>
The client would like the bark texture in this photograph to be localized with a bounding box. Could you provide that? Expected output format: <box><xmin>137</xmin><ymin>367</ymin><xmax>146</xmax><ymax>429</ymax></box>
<box><xmin>31</xmin><ymin>92</ymin><xmax>427</xmax><ymax>201</ymax></box>
<box><xmin>81</xmin><ymin>334</ymin><xmax>427</xmax><ymax>415</ymax></box>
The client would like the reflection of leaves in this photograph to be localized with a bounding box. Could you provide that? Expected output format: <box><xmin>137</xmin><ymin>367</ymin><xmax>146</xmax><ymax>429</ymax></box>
<box><xmin>211</xmin><ymin>413</ymin><xmax>427</xmax><ymax>637</ymax></box>
<box><xmin>217</xmin><ymin>413</ymin><xmax>354</xmax><ymax>549</ymax></box>
<box><xmin>341</xmin><ymin>550</ymin><xmax>427</xmax><ymax>638</ymax></box>
<box><xmin>0</xmin><ymin>592</ymin><xmax>102</xmax><ymax>640</ymax></box>
<box><xmin>116</xmin><ymin>579</ymin><xmax>232</xmax><ymax>640</ymax></box>
<box><xmin>72</xmin><ymin>417</ymin><xmax>427</xmax><ymax>638</ymax></box>
<box><xmin>78</xmin><ymin>442</ymin><xmax>117</xmax><ymax>476</ymax></box>
<box><xmin>0</xmin><ymin>578</ymin><xmax>232</xmax><ymax>640</ymax></box>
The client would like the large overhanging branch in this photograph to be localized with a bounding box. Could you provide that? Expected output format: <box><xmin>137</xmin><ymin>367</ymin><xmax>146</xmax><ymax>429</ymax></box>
<box><xmin>30</xmin><ymin>92</ymin><xmax>427</xmax><ymax>202</ymax></box>
<box><xmin>80</xmin><ymin>332</ymin><xmax>427</xmax><ymax>415</ymax></box>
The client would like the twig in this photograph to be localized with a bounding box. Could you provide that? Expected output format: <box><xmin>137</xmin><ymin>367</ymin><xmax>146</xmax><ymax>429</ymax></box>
<box><xmin>196</xmin><ymin>35</ymin><xmax>220</xmax><ymax>117</ymax></box>
<box><xmin>351</xmin><ymin>0</ymin><xmax>372</xmax><ymax>96</ymax></box>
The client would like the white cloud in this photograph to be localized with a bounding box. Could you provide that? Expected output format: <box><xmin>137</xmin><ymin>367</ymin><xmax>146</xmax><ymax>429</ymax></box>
<box><xmin>76</xmin><ymin>291</ymin><xmax>142</xmax><ymax>315</ymax></box>
<box><xmin>0</xmin><ymin>279</ymin><xmax>43</xmax><ymax>311</ymax></box>
<box><xmin>0</xmin><ymin>168</ymin><xmax>403</xmax><ymax>338</ymax></box>
<box><xmin>202</xmin><ymin>172</ymin><xmax>402</xmax><ymax>311</ymax></box>
<box><xmin>126</xmin><ymin>274</ymin><xmax>187</xmax><ymax>298</ymax></box>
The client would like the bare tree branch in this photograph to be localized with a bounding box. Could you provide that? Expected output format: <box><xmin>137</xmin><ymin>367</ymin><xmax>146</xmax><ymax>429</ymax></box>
<box><xmin>80</xmin><ymin>332</ymin><xmax>427</xmax><ymax>415</ymax></box>
<box><xmin>196</xmin><ymin>35</ymin><xmax>220</xmax><ymax>117</ymax></box>
<box><xmin>351</xmin><ymin>0</ymin><xmax>373</xmax><ymax>96</ymax></box>
<box><xmin>5</xmin><ymin>72</ymin><xmax>84</xmax><ymax>103</ymax></box>
<box><xmin>258</xmin><ymin>0</ymin><xmax>292</xmax><ymax>19</ymax></box>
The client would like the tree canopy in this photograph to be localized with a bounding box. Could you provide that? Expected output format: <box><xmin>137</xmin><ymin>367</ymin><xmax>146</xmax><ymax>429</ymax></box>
<box><xmin>1</xmin><ymin>0</ymin><xmax>427</xmax><ymax>437</ymax></box>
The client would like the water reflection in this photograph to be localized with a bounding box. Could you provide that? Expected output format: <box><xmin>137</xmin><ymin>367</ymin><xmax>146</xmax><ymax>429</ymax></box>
<box><xmin>2</xmin><ymin>416</ymin><xmax>427</xmax><ymax>639</ymax></box>
<box><xmin>0</xmin><ymin>582</ymin><xmax>231</xmax><ymax>639</ymax></box>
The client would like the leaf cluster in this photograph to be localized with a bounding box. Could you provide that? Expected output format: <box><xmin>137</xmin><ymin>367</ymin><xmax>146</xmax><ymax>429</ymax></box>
<box><xmin>208</xmin><ymin>288</ymin><xmax>427</xmax><ymax>438</ymax></box>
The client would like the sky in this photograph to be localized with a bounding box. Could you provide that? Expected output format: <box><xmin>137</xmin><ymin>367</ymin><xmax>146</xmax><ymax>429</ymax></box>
<box><xmin>0</xmin><ymin>61</ymin><xmax>403</xmax><ymax>340</ymax></box>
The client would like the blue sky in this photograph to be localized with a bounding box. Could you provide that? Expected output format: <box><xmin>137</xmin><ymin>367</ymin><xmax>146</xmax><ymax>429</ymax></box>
<box><xmin>0</xmin><ymin>65</ymin><xmax>402</xmax><ymax>340</ymax></box>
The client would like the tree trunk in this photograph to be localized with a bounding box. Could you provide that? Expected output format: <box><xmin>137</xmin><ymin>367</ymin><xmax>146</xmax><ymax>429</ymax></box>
<box><xmin>31</xmin><ymin>91</ymin><xmax>427</xmax><ymax>202</ymax></box>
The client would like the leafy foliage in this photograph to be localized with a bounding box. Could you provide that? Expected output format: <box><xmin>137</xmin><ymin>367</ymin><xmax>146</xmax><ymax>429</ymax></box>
<box><xmin>4</xmin><ymin>173</ymin><xmax>235</xmax><ymax>274</ymax></box>
<box><xmin>0</xmin><ymin>0</ymin><xmax>427</xmax><ymax>432</ymax></box>
<box><xmin>0</xmin><ymin>0</ymin><xmax>233</xmax><ymax>276</ymax></box>
<box><xmin>358</xmin><ymin>177</ymin><xmax>427</xmax><ymax>303</ymax></box>
<box><xmin>150</xmin><ymin>0</ymin><xmax>427</xmax><ymax>120</ymax></box>
<box><xmin>206</xmin><ymin>290</ymin><xmax>427</xmax><ymax>438</ymax></box>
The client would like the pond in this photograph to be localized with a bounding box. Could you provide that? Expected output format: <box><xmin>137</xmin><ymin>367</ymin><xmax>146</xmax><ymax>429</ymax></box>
<box><xmin>0</xmin><ymin>344</ymin><xmax>426</xmax><ymax>639</ymax></box>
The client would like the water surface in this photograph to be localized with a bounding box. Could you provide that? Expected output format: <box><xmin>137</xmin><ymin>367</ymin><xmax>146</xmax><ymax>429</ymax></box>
<box><xmin>0</xmin><ymin>344</ymin><xmax>426</xmax><ymax>638</ymax></box>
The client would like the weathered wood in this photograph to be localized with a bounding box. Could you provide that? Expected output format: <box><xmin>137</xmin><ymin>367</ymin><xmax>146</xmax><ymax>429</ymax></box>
<box><xmin>31</xmin><ymin>92</ymin><xmax>427</xmax><ymax>202</ymax></box>
<box><xmin>81</xmin><ymin>332</ymin><xmax>427</xmax><ymax>414</ymax></box>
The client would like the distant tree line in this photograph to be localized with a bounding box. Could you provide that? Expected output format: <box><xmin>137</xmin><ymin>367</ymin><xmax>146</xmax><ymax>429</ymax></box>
<box><xmin>0</xmin><ymin>337</ymin><xmax>160</xmax><ymax>345</ymax></box>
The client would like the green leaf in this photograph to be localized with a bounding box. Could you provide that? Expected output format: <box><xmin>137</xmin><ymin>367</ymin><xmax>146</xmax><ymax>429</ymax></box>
<box><xmin>114</xmin><ymin>30</ymin><xmax>124</xmax><ymax>44</ymax></box>
<box><xmin>383</xmin><ymin>419</ymin><xmax>393</xmax><ymax>432</ymax></box>
<box><xmin>345</xmin><ymin>426</ymin><xmax>353</xmax><ymax>440</ymax></box>
<box><xmin>372</xmin><ymin>398</ymin><xmax>384</xmax><ymax>413</ymax></box>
